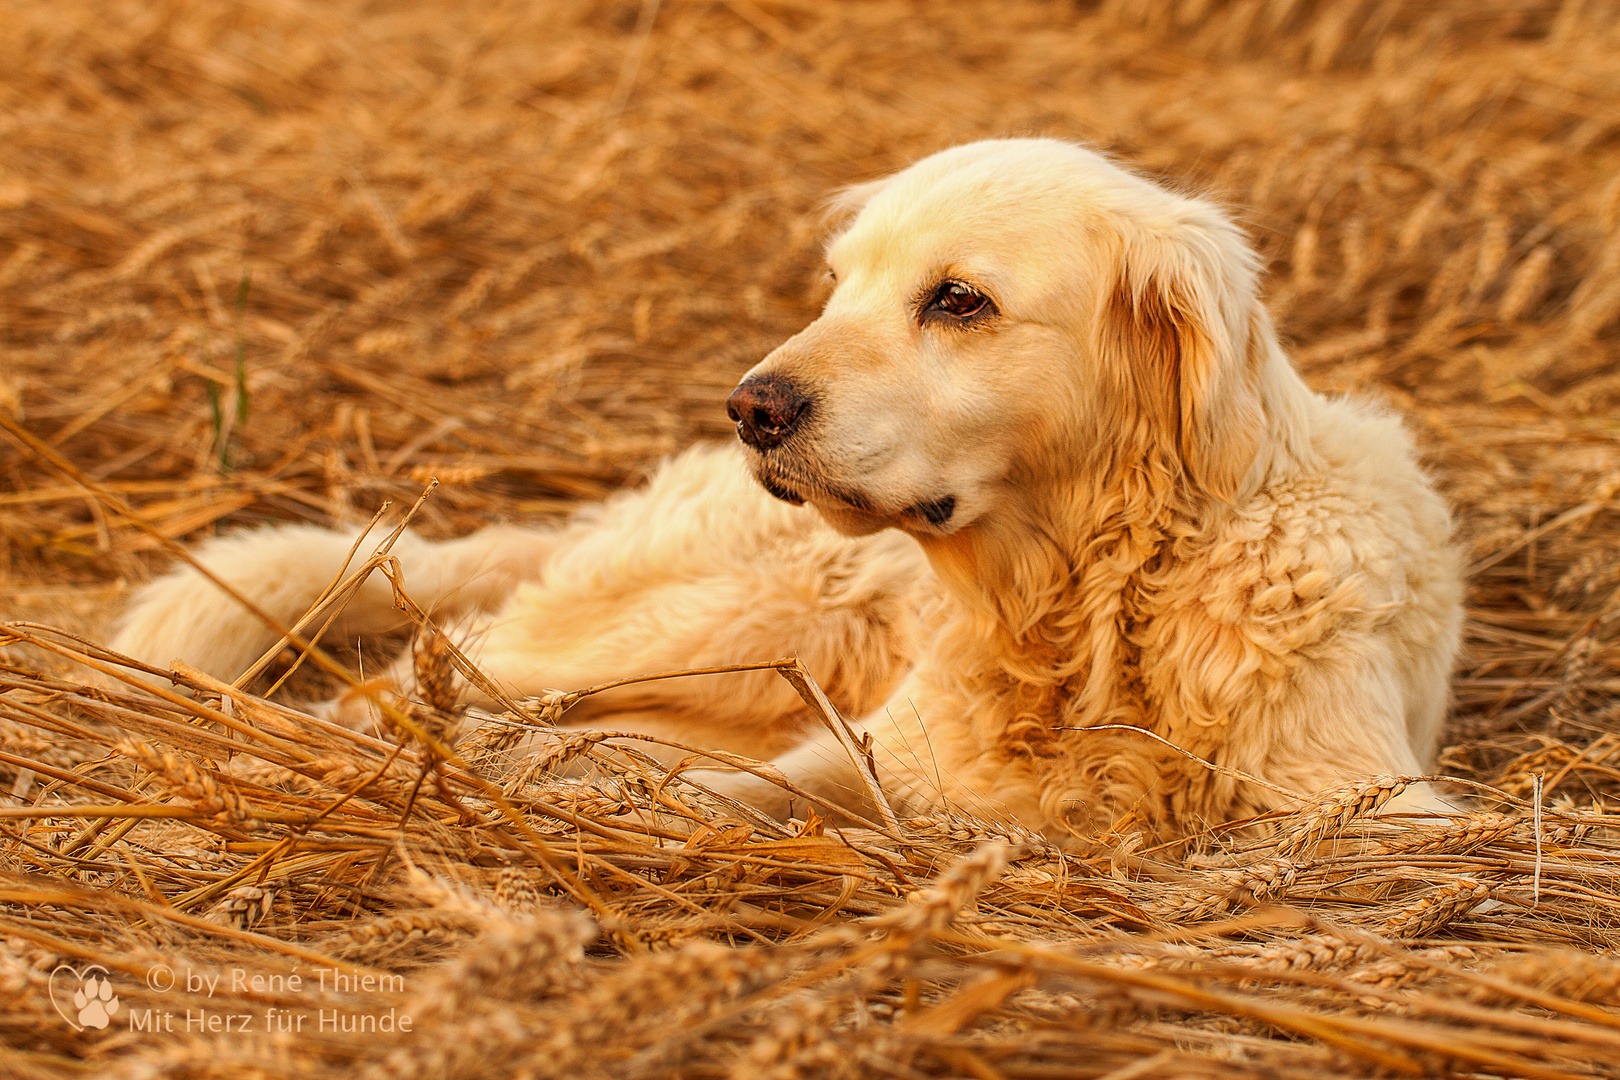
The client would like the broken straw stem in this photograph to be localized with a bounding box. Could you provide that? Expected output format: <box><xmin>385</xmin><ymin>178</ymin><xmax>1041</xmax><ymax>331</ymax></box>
<box><xmin>772</xmin><ymin>657</ymin><xmax>901</xmax><ymax>835</ymax></box>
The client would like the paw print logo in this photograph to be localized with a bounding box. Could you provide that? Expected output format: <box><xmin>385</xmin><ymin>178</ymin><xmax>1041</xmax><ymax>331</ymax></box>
<box><xmin>74</xmin><ymin>973</ymin><xmax>120</xmax><ymax>1028</ymax></box>
<box><xmin>49</xmin><ymin>965</ymin><xmax>120</xmax><ymax>1031</ymax></box>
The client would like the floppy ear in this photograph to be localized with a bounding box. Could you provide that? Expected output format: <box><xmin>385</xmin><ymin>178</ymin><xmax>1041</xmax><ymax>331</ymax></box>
<box><xmin>1095</xmin><ymin>222</ymin><xmax>1268</xmax><ymax>503</ymax></box>
<box><xmin>820</xmin><ymin>177</ymin><xmax>892</xmax><ymax>230</ymax></box>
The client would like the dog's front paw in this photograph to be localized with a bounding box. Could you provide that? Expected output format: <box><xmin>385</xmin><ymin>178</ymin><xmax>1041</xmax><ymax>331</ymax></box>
<box><xmin>308</xmin><ymin>679</ymin><xmax>398</xmax><ymax>736</ymax></box>
<box><xmin>681</xmin><ymin>767</ymin><xmax>800</xmax><ymax>821</ymax></box>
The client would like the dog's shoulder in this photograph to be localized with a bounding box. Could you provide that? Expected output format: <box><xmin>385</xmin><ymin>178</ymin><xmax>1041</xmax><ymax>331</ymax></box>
<box><xmin>1146</xmin><ymin>393</ymin><xmax>1459</xmax><ymax>664</ymax></box>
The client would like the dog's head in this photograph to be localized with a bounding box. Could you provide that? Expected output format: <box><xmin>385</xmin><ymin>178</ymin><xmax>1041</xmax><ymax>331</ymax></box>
<box><xmin>728</xmin><ymin>138</ymin><xmax>1281</xmax><ymax>540</ymax></box>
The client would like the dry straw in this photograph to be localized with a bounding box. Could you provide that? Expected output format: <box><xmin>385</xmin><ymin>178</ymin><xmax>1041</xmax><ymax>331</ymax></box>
<box><xmin>4</xmin><ymin>0</ymin><xmax>1620</xmax><ymax>1077</ymax></box>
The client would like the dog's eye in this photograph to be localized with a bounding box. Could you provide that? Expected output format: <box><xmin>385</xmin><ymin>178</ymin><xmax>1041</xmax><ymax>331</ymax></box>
<box><xmin>925</xmin><ymin>281</ymin><xmax>994</xmax><ymax>322</ymax></box>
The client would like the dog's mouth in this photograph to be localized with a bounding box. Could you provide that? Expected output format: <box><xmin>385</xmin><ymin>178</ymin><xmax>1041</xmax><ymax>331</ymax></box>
<box><xmin>757</xmin><ymin>472</ymin><xmax>805</xmax><ymax>506</ymax></box>
<box><xmin>905</xmin><ymin>495</ymin><xmax>956</xmax><ymax>527</ymax></box>
<box><xmin>750</xmin><ymin>456</ymin><xmax>875</xmax><ymax>514</ymax></box>
<box><xmin>752</xmin><ymin>455</ymin><xmax>958</xmax><ymax>531</ymax></box>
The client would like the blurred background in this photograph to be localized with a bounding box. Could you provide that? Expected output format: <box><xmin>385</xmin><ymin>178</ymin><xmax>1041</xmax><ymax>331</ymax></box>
<box><xmin>2</xmin><ymin>0</ymin><xmax>1619</xmax><ymax>778</ymax></box>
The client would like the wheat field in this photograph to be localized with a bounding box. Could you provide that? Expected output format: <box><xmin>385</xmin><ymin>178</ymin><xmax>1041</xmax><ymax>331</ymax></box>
<box><xmin>3</xmin><ymin>1</ymin><xmax>1620</xmax><ymax>1076</ymax></box>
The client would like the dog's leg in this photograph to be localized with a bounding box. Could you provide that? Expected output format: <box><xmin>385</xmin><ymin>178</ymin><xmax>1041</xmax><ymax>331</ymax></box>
<box><xmin>1230</xmin><ymin>659</ymin><xmax>1465</xmax><ymax>841</ymax></box>
<box><xmin>681</xmin><ymin>687</ymin><xmax>1032</xmax><ymax>830</ymax></box>
<box><xmin>109</xmin><ymin>523</ymin><xmax>557</xmax><ymax>687</ymax></box>
<box><xmin>683</xmin><ymin>731</ymin><xmax>874</xmax><ymax>825</ymax></box>
<box><xmin>318</xmin><ymin>543</ymin><xmax>923</xmax><ymax>763</ymax></box>
<box><xmin>429</xmin><ymin>576</ymin><xmax>894</xmax><ymax>764</ymax></box>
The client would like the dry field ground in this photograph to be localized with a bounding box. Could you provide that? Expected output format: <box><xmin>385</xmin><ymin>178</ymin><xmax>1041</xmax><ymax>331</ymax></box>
<box><xmin>3</xmin><ymin>0</ymin><xmax>1620</xmax><ymax>1076</ymax></box>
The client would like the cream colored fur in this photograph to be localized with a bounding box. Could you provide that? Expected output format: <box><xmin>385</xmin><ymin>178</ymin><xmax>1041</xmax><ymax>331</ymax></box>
<box><xmin>111</xmin><ymin>445</ymin><xmax>928</xmax><ymax>762</ymax></box>
<box><xmin>109</xmin><ymin>138</ymin><xmax>1463</xmax><ymax>844</ymax></box>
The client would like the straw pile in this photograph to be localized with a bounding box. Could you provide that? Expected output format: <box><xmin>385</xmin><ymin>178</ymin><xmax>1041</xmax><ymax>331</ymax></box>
<box><xmin>3</xmin><ymin>0</ymin><xmax>1620</xmax><ymax>1076</ymax></box>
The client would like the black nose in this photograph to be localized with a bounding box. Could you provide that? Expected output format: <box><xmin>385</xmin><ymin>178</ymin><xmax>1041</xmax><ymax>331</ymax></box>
<box><xmin>726</xmin><ymin>376</ymin><xmax>811</xmax><ymax>450</ymax></box>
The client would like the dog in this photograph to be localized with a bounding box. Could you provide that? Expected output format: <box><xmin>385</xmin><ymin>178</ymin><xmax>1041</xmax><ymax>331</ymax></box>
<box><xmin>110</xmin><ymin>138</ymin><xmax>1464</xmax><ymax>843</ymax></box>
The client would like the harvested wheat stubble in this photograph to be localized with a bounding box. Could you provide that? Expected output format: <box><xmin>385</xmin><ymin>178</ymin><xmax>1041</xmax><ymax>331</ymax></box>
<box><xmin>3</xmin><ymin>0</ymin><xmax>1620</xmax><ymax>1076</ymax></box>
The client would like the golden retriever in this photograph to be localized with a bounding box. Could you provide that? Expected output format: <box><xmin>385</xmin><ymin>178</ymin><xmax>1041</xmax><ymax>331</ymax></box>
<box><xmin>110</xmin><ymin>138</ymin><xmax>1464</xmax><ymax>842</ymax></box>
